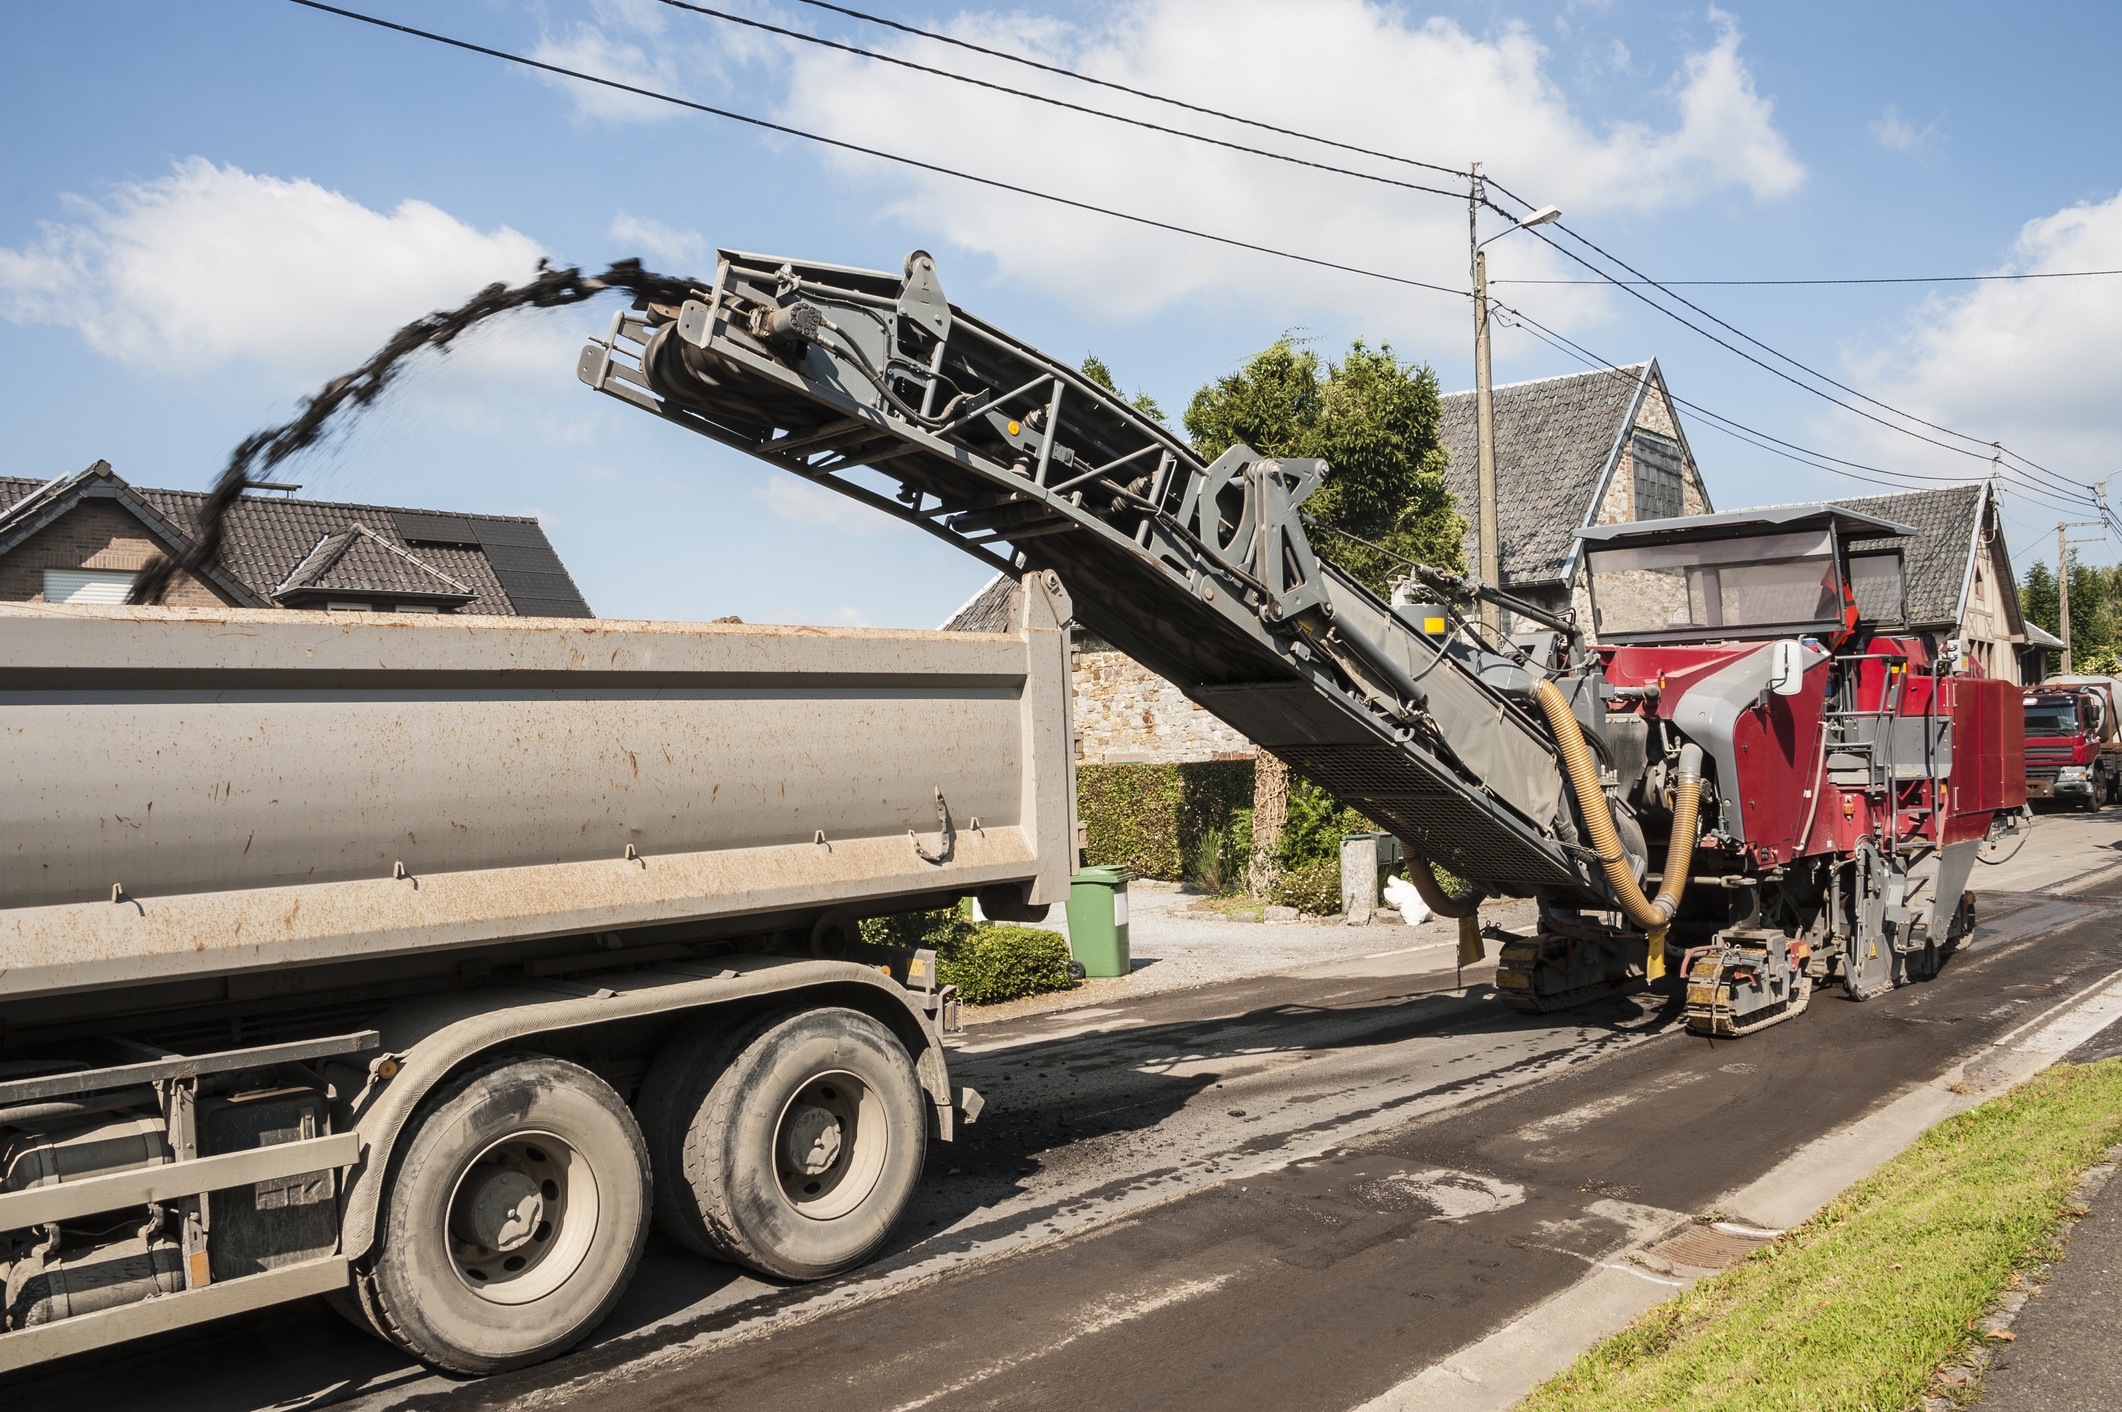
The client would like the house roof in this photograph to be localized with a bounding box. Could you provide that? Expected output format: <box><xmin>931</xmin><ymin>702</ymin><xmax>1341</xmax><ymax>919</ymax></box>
<box><xmin>1826</xmin><ymin>485</ymin><xmax>1996</xmax><ymax>629</ymax></box>
<box><xmin>274</xmin><ymin>523</ymin><xmax>475</xmax><ymax>605</ymax></box>
<box><xmin>940</xmin><ymin>572</ymin><xmax>1017</xmax><ymax>632</ymax></box>
<box><xmin>1576</xmin><ymin>502</ymin><xmax>1915</xmax><ymax>545</ymax></box>
<box><xmin>0</xmin><ymin>464</ymin><xmax>593</xmax><ymax>617</ymax></box>
<box><xmin>1438</xmin><ymin>362</ymin><xmax>1684</xmax><ymax>588</ymax></box>
<box><xmin>2024</xmin><ymin>621</ymin><xmax>2066</xmax><ymax>650</ymax></box>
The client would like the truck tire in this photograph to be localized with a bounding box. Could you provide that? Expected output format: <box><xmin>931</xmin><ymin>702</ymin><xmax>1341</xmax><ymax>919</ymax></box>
<box><xmin>357</xmin><ymin>1055</ymin><xmax>650</xmax><ymax>1375</ymax></box>
<box><xmin>640</xmin><ymin>1006</ymin><xmax>926</xmax><ymax>1281</ymax></box>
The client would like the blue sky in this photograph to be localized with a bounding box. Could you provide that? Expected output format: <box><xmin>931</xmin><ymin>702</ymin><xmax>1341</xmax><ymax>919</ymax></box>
<box><xmin>5</xmin><ymin>1</ymin><xmax>2119</xmax><ymax>626</ymax></box>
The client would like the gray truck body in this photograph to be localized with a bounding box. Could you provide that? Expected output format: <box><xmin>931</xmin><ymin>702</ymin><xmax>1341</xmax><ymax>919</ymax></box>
<box><xmin>0</xmin><ymin>583</ymin><xmax>1075</xmax><ymax>1367</ymax></box>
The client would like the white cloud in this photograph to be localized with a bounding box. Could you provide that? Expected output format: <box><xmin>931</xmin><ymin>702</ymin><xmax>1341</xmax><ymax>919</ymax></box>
<box><xmin>1843</xmin><ymin>190</ymin><xmax>2122</xmax><ymax>488</ymax></box>
<box><xmin>751</xmin><ymin>473</ymin><xmax>917</xmax><ymax>536</ymax></box>
<box><xmin>532</xmin><ymin>23</ymin><xmax>689</xmax><ymax>124</ymax></box>
<box><xmin>532</xmin><ymin>0</ymin><xmax>778</xmax><ymax>124</ymax></box>
<box><xmin>760</xmin><ymin>0</ymin><xmax>1803</xmax><ymax>338</ymax></box>
<box><xmin>0</xmin><ymin>158</ymin><xmax>545</xmax><ymax>379</ymax></box>
<box><xmin>609</xmin><ymin>212</ymin><xmax>709</xmax><ymax>269</ymax></box>
<box><xmin>1870</xmin><ymin>104</ymin><xmax>1943</xmax><ymax>155</ymax></box>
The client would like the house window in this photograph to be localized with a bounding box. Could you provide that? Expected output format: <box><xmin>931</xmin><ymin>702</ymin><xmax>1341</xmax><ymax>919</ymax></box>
<box><xmin>1631</xmin><ymin>430</ymin><xmax>1687</xmax><ymax>522</ymax></box>
<box><xmin>325</xmin><ymin>601</ymin><xmax>372</xmax><ymax>612</ymax></box>
<box><xmin>43</xmin><ymin>568</ymin><xmax>137</xmax><ymax>604</ymax></box>
<box><xmin>396</xmin><ymin>604</ymin><xmax>441</xmax><ymax>614</ymax></box>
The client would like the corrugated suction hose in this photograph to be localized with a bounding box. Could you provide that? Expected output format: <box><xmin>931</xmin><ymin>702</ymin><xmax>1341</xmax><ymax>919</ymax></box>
<box><xmin>1529</xmin><ymin>680</ymin><xmax>1703</xmax><ymax>981</ymax></box>
<box><xmin>1397</xmin><ymin>851</ymin><xmax>1485</xmax><ymax>966</ymax></box>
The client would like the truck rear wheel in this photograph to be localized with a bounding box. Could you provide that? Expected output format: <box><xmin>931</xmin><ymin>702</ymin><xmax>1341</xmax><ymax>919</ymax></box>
<box><xmin>641</xmin><ymin>1007</ymin><xmax>926</xmax><ymax>1281</ymax></box>
<box><xmin>359</xmin><ymin>1056</ymin><xmax>650</xmax><ymax>1375</ymax></box>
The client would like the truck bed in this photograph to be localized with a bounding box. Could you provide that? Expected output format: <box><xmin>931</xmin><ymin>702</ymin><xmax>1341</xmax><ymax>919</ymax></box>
<box><xmin>0</xmin><ymin>597</ymin><xmax>1074</xmax><ymax>1003</ymax></box>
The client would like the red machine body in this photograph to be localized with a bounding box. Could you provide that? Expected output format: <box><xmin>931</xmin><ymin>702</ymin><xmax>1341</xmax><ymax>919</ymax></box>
<box><xmin>1570</xmin><ymin>504</ymin><xmax>2029</xmax><ymax>1034</ymax></box>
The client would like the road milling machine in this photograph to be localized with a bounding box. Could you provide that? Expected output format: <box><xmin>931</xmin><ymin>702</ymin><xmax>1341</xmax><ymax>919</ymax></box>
<box><xmin>579</xmin><ymin>248</ymin><xmax>2028</xmax><ymax>1038</ymax></box>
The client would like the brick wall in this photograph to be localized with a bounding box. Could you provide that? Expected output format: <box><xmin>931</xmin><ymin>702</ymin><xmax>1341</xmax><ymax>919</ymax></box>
<box><xmin>0</xmin><ymin>500</ymin><xmax>231</xmax><ymax>607</ymax></box>
<box><xmin>1072</xmin><ymin>646</ymin><xmax>1254</xmax><ymax>764</ymax></box>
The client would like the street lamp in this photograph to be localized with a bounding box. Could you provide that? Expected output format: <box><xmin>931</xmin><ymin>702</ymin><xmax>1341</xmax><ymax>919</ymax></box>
<box><xmin>1469</xmin><ymin>176</ymin><xmax>1562</xmax><ymax>634</ymax></box>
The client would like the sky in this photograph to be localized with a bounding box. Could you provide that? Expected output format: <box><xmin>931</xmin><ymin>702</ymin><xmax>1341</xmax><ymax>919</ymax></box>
<box><xmin>4</xmin><ymin>0</ymin><xmax>2119</xmax><ymax>627</ymax></box>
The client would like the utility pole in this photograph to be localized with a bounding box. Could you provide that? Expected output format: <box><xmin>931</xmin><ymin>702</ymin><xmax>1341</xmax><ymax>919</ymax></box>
<box><xmin>1470</xmin><ymin>163</ymin><xmax>1501</xmax><ymax>637</ymax></box>
<box><xmin>1468</xmin><ymin>162</ymin><xmax>1502</xmax><ymax>636</ymax></box>
<box><xmin>2057</xmin><ymin>486</ymin><xmax>2109</xmax><ymax>675</ymax></box>
<box><xmin>1468</xmin><ymin>184</ymin><xmax>1560</xmax><ymax>639</ymax></box>
<box><xmin>2059</xmin><ymin>521</ymin><xmax>2072</xmax><ymax>674</ymax></box>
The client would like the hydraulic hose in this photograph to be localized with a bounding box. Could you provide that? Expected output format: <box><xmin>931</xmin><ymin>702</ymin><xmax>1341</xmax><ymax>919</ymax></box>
<box><xmin>1529</xmin><ymin>679</ymin><xmax>1704</xmax><ymax>980</ymax></box>
<box><xmin>1398</xmin><ymin>851</ymin><xmax>1486</xmax><ymax>967</ymax></box>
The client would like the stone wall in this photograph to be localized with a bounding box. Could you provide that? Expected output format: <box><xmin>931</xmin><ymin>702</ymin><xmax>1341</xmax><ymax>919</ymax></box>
<box><xmin>1072</xmin><ymin>644</ymin><xmax>1254</xmax><ymax>764</ymax></box>
<box><xmin>1569</xmin><ymin>382</ymin><xmax>1712</xmax><ymax>643</ymax></box>
<box><xmin>0</xmin><ymin>500</ymin><xmax>229</xmax><ymax>608</ymax></box>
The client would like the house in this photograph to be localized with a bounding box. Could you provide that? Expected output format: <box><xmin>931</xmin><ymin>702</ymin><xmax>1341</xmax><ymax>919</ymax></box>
<box><xmin>2019</xmin><ymin>621</ymin><xmax>2067</xmax><ymax>683</ymax></box>
<box><xmin>1826</xmin><ymin>483</ymin><xmax>2027</xmax><ymax>682</ymax></box>
<box><xmin>1439</xmin><ymin>360</ymin><xmax>1714</xmax><ymax>629</ymax></box>
<box><xmin>0</xmin><ymin>461</ymin><xmax>592</xmax><ymax>617</ymax></box>
<box><xmin>945</xmin><ymin>358</ymin><xmax>1713</xmax><ymax>767</ymax></box>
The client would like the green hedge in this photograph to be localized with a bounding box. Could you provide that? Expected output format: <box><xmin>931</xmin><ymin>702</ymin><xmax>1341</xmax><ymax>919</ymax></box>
<box><xmin>941</xmin><ymin>924</ymin><xmax>1073</xmax><ymax>1004</ymax></box>
<box><xmin>858</xmin><ymin>909</ymin><xmax>1074</xmax><ymax>1006</ymax></box>
<box><xmin>1078</xmin><ymin>760</ymin><xmax>1254</xmax><ymax>880</ymax></box>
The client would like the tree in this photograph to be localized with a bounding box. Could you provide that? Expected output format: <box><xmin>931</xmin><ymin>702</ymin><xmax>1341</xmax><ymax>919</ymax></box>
<box><xmin>1079</xmin><ymin>353</ymin><xmax>1166</xmax><ymax>423</ymax></box>
<box><xmin>2023</xmin><ymin>560</ymin><xmax>2058</xmax><ymax>638</ymax></box>
<box><xmin>1183</xmin><ymin>337</ymin><xmax>1463</xmax><ymax>597</ymax></box>
<box><xmin>1184</xmin><ymin>336</ymin><xmax>1464</xmax><ymax>894</ymax></box>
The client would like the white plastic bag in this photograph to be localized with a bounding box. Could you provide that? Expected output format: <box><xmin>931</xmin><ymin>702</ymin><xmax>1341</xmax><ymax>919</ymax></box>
<box><xmin>1382</xmin><ymin>873</ymin><xmax>1432</xmax><ymax>925</ymax></box>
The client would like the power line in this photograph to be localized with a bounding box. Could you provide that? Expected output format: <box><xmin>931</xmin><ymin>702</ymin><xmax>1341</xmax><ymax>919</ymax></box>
<box><xmin>1480</xmin><ymin>183</ymin><xmax>2091</xmax><ymax>501</ymax></box>
<box><xmin>1493</xmin><ymin>269</ymin><xmax>2122</xmax><ymax>287</ymax></box>
<box><xmin>789</xmin><ymin>0</ymin><xmax>1470</xmax><ymax>181</ymax></box>
<box><xmin>285</xmin><ymin>1</ymin><xmax>2098</xmax><ymax>521</ymax></box>
<box><xmin>1490</xmin><ymin>302</ymin><xmax>2098</xmax><ymax>517</ymax></box>
<box><xmin>782</xmin><ymin>0</ymin><xmax>2096</xmax><ymax>510</ymax></box>
<box><xmin>655</xmin><ymin>1</ymin><xmax>1468</xmax><ymax>201</ymax></box>
<box><xmin>283</xmin><ymin>1</ymin><xmax>1468</xmax><ymax>300</ymax></box>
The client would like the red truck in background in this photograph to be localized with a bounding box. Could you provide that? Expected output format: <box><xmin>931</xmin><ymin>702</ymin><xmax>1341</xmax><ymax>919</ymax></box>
<box><xmin>2023</xmin><ymin>676</ymin><xmax>2122</xmax><ymax>809</ymax></box>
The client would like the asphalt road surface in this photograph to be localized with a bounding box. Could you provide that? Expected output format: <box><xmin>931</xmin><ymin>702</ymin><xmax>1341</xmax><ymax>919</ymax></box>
<box><xmin>19</xmin><ymin>811</ymin><xmax>2122</xmax><ymax>1412</ymax></box>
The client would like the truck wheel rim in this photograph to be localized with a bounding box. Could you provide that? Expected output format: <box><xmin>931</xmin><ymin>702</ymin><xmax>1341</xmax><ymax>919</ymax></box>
<box><xmin>445</xmin><ymin>1130</ymin><xmax>599</xmax><ymax>1305</ymax></box>
<box><xmin>773</xmin><ymin>1069</ymin><xmax>888</xmax><ymax>1222</ymax></box>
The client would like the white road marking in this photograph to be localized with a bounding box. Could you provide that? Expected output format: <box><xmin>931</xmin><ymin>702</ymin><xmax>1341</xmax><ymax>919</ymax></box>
<box><xmin>1364</xmin><ymin>941</ymin><xmax>1457</xmax><ymax>960</ymax></box>
<box><xmin>953</xmin><ymin>1015</ymin><xmax>1149</xmax><ymax>1053</ymax></box>
<box><xmin>883</xmin><ymin>1273</ymin><xmax>1235</xmax><ymax>1412</ymax></box>
<box><xmin>2013</xmin><ymin>972</ymin><xmax>2122</xmax><ymax>1054</ymax></box>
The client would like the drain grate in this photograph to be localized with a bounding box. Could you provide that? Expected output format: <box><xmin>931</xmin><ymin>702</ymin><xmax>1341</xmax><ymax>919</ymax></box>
<box><xmin>1642</xmin><ymin>1223</ymin><xmax>1773</xmax><ymax>1274</ymax></box>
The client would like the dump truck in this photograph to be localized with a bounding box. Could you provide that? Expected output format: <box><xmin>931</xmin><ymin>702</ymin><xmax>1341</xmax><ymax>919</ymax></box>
<box><xmin>2024</xmin><ymin>676</ymin><xmax>2121</xmax><ymax>809</ymax></box>
<box><xmin>0</xmin><ymin>596</ymin><xmax>1073</xmax><ymax>1372</ymax></box>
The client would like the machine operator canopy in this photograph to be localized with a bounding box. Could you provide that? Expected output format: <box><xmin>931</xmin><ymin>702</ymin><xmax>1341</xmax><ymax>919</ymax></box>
<box><xmin>1575</xmin><ymin>504</ymin><xmax>1915</xmax><ymax>645</ymax></box>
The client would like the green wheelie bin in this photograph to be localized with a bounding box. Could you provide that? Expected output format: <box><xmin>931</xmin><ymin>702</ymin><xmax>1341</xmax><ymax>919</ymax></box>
<box><xmin>1065</xmin><ymin>866</ymin><xmax>1132</xmax><ymax>978</ymax></box>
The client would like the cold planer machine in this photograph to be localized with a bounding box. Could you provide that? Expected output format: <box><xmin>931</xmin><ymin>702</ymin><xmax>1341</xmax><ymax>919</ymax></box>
<box><xmin>577</xmin><ymin>249</ymin><xmax>2026</xmax><ymax>1034</ymax></box>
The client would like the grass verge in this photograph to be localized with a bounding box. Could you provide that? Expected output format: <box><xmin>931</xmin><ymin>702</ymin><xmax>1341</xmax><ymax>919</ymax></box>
<box><xmin>1517</xmin><ymin>1058</ymin><xmax>2122</xmax><ymax>1412</ymax></box>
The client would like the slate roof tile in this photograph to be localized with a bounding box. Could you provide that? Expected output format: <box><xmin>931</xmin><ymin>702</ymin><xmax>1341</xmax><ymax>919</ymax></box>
<box><xmin>1437</xmin><ymin>363</ymin><xmax>1652</xmax><ymax>587</ymax></box>
<box><xmin>1827</xmin><ymin>485</ymin><xmax>1986</xmax><ymax>628</ymax></box>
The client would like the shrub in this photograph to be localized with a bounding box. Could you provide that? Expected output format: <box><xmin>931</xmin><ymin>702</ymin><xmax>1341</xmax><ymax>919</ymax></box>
<box><xmin>1276</xmin><ymin>776</ymin><xmax>1371</xmax><ymax>872</ymax></box>
<box><xmin>1270</xmin><ymin>856</ymin><xmax>1342</xmax><ymax>915</ymax></box>
<box><xmin>859</xmin><ymin>908</ymin><xmax>973</xmax><ymax>954</ymax></box>
<box><xmin>940</xmin><ymin>925</ymin><xmax>1074</xmax><ymax>1005</ymax></box>
<box><xmin>1078</xmin><ymin>760</ymin><xmax>1253</xmax><ymax>880</ymax></box>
